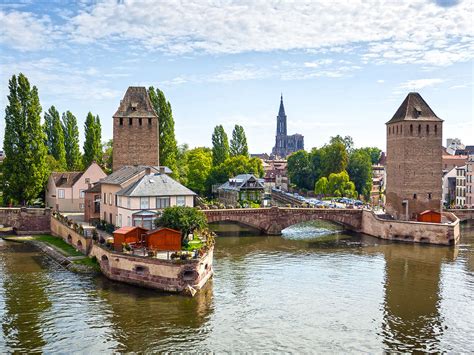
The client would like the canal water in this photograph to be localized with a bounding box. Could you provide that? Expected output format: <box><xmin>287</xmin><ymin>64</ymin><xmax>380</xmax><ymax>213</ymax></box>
<box><xmin>0</xmin><ymin>221</ymin><xmax>473</xmax><ymax>353</ymax></box>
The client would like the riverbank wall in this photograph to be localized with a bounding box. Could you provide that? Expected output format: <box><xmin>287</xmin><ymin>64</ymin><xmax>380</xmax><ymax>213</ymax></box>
<box><xmin>360</xmin><ymin>210</ymin><xmax>460</xmax><ymax>246</ymax></box>
<box><xmin>0</xmin><ymin>207</ymin><xmax>51</xmax><ymax>234</ymax></box>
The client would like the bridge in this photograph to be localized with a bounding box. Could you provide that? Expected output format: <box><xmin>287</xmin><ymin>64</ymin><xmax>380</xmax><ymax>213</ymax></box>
<box><xmin>444</xmin><ymin>209</ymin><xmax>474</xmax><ymax>222</ymax></box>
<box><xmin>203</xmin><ymin>207</ymin><xmax>363</xmax><ymax>235</ymax></box>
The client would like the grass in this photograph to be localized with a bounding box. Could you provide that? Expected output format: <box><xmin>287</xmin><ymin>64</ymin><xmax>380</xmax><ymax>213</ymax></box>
<box><xmin>72</xmin><ymin>257</ymin><xmax>101</xmax><ymax>272</ymax></box>
<box><xmin>34</xmin><ymin>234</ymin><xmax>84</xmax><ymax>257</ymax></box>
<box><xmin>183</xmin><ymin>239</ymin><xmax>203</xmax><ymax>251</ymax></box>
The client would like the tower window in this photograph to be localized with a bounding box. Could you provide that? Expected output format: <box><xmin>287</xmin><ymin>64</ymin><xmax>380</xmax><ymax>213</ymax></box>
<box><xmin>119</xmin><ymin>118</ymin><xmax>123</xmax><ymax>126</ymax></box>
<box><xmin>428</xmin><ymin>193</ymin><xmax>432</xmax><ymax>200</ymax></box>
<box><xmin>418</xmin><ymin>124</ymin><xmax>421</xmax><ymax>135</ymax></box>
<box><xmin>426</xmin><ymin>124</ymin><xmax>429</xmax><ymax>134</ymax></box>
<box><xmin>410</xmin><ymin>124</ymin><xmax>413</xmax><ymax>135</ymax></box>
<box><xmin>413</xmin><ymin>193</ymin><xmax>417</xmax><ymax>199</ymax></box>
<box><xmin>400</xmin><ymin>125</ymin><xmax>402</xmax><ymax>134</ymax></box>
<box><xmin>148</xmin><ymin>118</ymin><xmax>152</xmax><ymax>125</ymax></box>
<box><xmin>129</xmin><ymin>118</ymin><xmax>132</xmax><ymax>125</ymax></box>
<box><xmin>434</xmin><ymin>125</ymin><xmax>437</xmax><ymax>135</ymax></box>
<box><xmin>139</xmin><ymin>118</ymin><xmax>142</xmax><ymax>126</ymax></box>
<box><xmin>396</xmin><ymin>126</ymin><xmax>398</xmax><ymax>134</ymax></box>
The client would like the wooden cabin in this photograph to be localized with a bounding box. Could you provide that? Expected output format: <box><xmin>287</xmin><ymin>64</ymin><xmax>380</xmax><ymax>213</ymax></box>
<box><xmin>417</xmin><ymin>210</ymin><xmax>441</xmax><ymax>223</ymax></box>
<box><xmin>146</xmin><ymin>227</ymin><xmax>182</xmax><ymax>251</ymax></box>
<box><xmin>113</xmin><ymin>226</ymin><xmax>148</xmax><ymax>252</ymax></box>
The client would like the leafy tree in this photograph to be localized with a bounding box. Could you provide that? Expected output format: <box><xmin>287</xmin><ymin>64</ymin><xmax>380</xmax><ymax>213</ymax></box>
<box><xmin>211</xmin><ymin>125</ymin><xmax>229</xmax><ymax>166</ymax></box>
<box><xmin>83</xmin><ymin>112</ymin><xmax>102</xmax><ymax>168</ymax></box>
<box><xmin>309</xmin><ymin>147</ymin><xmax>323</xmax><ymax>183</ymax></box>
<box><xmin>155</xmin><ymin>206</ymin><xmax>207</xmax><ymax>240</ymax></box>
<box><xmin>348</xmin><ymin>149</ymin><xmax>373</xmax><ymax>198</ymax></box>
<box><xmin>43</xmin><ymin>105</ymin><xmax>57</xmax><ymax>154</ymax></box>
<box><xmin>43</xmin><ymin>106</ymin><xmax>67</xmax><ymax>170</ymax></box>
<box><xmin>149</xmin><ymin>86</ymin><xmax>179</xmax><ymax>178</ymax></box>
<box><xmin>101</xmin><ymin>139</ymin><xmax>113</xmax><ymax>174</ymax></box>
<box><xmin>186</xmin><ymin>147</ymin><xmax>212</xmax><ymax>195</ymax></box>
<box><xmin>314</xmin><ymin>176</ymin><xmax>328</xmax><ymax>196</ymax></box>
<box><xmin>2</xmin><ymin>73</ymin><xmax>48</xmax><ymax>205</ymax></box>
<box><xmin>320</xmin><ymin>140</ymin><xmax>348</xmax><ymax>177</ymax></box>
<box><xmin>287</xmin><ymin>150</ymin><xmax>314</xmax><ymax>190</ymax></box>
<box><xmin>360</xmin><ymin>147</ymin><xmax>382</xmax><ymax>165</ymax></box>
<box><xmin>230</xmin><ymin>124</ymin><xmax>249</xmax><ymax>157</ymax></box>
<box><xmin>326</xmin><ymin>171</ymin><xmax>357</xmax><ymax>198</ymax></box>
<box><xmin>330</xmin><ymin>135</ymin><xmax>354</xmax><ymax>153</ymax></box>
<box><xmin>176</xmin><ymin>143</ymin><xmax>189</xmax><ymax>185</ymax></box>
<box><xmin>62</xmin><ymin>111</ymin><xmax>82</xmax><ymax>171</ymax></box>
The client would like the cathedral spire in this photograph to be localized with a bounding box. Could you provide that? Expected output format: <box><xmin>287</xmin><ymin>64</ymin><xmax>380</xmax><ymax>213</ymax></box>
<box><xmin>279</xmin><ymin>93</ymin><xmax>286</xmax><ymax>117</ymax></box>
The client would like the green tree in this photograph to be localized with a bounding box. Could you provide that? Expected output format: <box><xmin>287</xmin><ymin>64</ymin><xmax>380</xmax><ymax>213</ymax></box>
<box><xmin>330</xmin><ymin>135</ymin><xmax>354</xmax><ymax>153</ymax></box>
<box><xmin>101</xmin><ymin>139</ymin><xmax>113</xmax><ymax>174</ymax></box>
<box><xmin>43</xmin><ymin>106</ymin><xmax>66</xmax><ymax>170</ymax></box>
<box><xmin>327</xmin><ymin>171</ymin><xmax>357</xmax><ymax>198</ymax></box>
<box><xmin>320</xmin><ymin>140</ymin><xmax>348</xmax><ymax>177</ymax></box>
<box><xmin>360</xmin><ymin>147</ymin><xmax>382</xmax><ymax>165</ymax></box>
<box><xmin>186</xmin><ymin>147</ymin><xmax>212</xmax><ymax>195</ymax></box>
<box><xmin>62</xmin><ymin>111</ymin><xmax>82</xmax><ymax>171</ymax></box>
<box><xmin>155</xmin><ymin>206</ymin><xmax>207</xmax><ymax>240</ymax></box>
<box><xmin>348</xmin><ymin>149</ymin><xmax>373</xmax><ymax>198</ymax></box>
<box><xmin>211</xmin><ymin>125</ymin><xmax>229</xmax><ymax>166</ymax></box>
<box><xmin>83</xmin><ymin>112</ymin><xmax>102</xmax><ymax>168</ymax></box>
<box><xmin>309</xmin><ymin>147</ymin><xmax>323</xmax><ymax>183</ymax></box>
<box><xmin>287</xmin><ymin>150</ymin><xmax>314</xmax><ymax>190</ymax></box>
<box><xmin>2</xmin><ymin>73</ymin><xmax>48</xmax><ymax>205</ymax></box>
<box><xmin>148</xmin><ymin>87</ymin><xmax>179</xmax><ymax>178</ymax></box>
<box><xmin>176</xmin><ymin>143</ymin><xmax>189</xmax><ymax>185</ymax></box>
<box><xmin>43</xmin><ymin>105</ymin><xmax>57</xmax><ymax>155</ymax></box>
<box><xmin>314</xmin><ymin>176</ymin><xmax>328</xmax><ymax>196</ymax></box>
<box><xmin>230</xmin><ymin>124</ymin><xmax>249</xmax><ymax>157</ymax></box>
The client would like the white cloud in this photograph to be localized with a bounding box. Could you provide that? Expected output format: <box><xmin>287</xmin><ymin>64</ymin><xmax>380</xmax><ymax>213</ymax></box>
<box><xmin>62</xmin><ymin>0</ymin><xmax>473</xmax><ymax>66</ymax></box>
<box><xmin>377</xmin><ymin>80</ymin><xmax>385</xmax><ymax>84</ymax></box>
<box><xmin>0</xmin><ymin>11</ymin><xmax>59</xmax><ymax>51</ymax></box>
<box><xmin>398</xmin><ymin>78</ymin><xmax>445</xmax><ymax>90</ymax></box>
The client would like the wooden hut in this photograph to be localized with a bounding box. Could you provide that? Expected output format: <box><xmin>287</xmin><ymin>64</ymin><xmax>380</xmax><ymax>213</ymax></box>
<box><xmin>113</xmin><ymin>226</ymin><xmax>148</xmax><ymax>252</ymax></box>
<box><xmin>146</xmin><ymin>227</ymin><xmax>182</xmax><ymax>251</ymax></box>
<box><xmin>417</xmin><ymin>210</ymin><xmax>441</xmax><ymax>223</ymax></box>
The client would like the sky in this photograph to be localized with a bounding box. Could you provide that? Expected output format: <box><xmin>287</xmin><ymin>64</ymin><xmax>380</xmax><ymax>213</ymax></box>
<box><xmin>0</xmin><ymin>0</ymin><xmax>472</xmax><ymax>154</ymax></box>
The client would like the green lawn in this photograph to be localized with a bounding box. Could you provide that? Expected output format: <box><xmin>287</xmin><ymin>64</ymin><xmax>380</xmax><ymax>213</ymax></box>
<box><xmin>183</xmin><ymin>239</ymin><xmax>203</xmax><ymax>251</ymax></box>
<box><xmin>34</xmin><ymin>235</ymin><xmax>84</xmax><ymax>257</ymax></box>
<box><xmin>72</xmin><ymin>257</ymin><xmax>101</xmax><ymax>272</ymax></box>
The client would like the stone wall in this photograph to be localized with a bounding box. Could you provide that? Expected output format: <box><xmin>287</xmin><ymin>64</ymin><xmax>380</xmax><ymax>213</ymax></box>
<box><xmin>445</xmin><ymin>209</ymin><xmax>474</xmax><ymax>222</ymax></box>
<box><xmin>89</xmin><ymin>244</ymin><xmax>214</xmax><ymax>293</ymax></box>
<box><xmin>50</xmin><ymin>216</ymin><xmax>92</xmax><ymax>254</ymax></box>
<box><xmin>0</xmin><ymin>207</ymin><xmax>51</xmax><ymax>234</ymax></box>
<box><xmin>360</xmin><ymin>210</ymin><xmax>460</xmax><ymax>246</ymax></box>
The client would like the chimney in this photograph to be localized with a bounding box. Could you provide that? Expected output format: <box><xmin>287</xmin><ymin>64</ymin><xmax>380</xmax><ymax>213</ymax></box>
<box><xmin>159</xmin><ymin>166</ymin><xmax>165</xmax><ymax>174</ymax></box>
<box><xmin>145</xmin><ymin>167</ymin><xmax>151</xmax><ymax>175</ymax></box>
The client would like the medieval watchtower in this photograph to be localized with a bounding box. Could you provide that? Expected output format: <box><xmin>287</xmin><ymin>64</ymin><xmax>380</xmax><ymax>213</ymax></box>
<box><xmin>112</xmin><ymin>87</ymin><xmax>159</xmax><ymax>171</ymax></box>
<box><xmin>385</xmin><ymin>92</ymin><xmax>443</xmax><ymax>220</ymax></box>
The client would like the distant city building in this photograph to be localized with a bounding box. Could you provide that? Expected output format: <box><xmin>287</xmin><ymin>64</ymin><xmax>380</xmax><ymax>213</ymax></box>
<box><xmin>455</xmin><ymin>165</ymin><xmax>466</xmax><ymax>207</ymax></box>
<box><xmin>271</xmin><ymin>95</ymin><xmax>304</xmax><ymax>158</ymax></box>
<box><xmin>442</xmin><ymin>167</ymin><xmax>457</xmax><ymax>207</ymax></box>
<box><xmin>466</xmin><ymin>154</ymin><xmax>473</xmax><ymax>207</ymax></box>
<box><xmin>263</xmin><ymin>159</ymin><xmax>289</xmax><ymax>192</ymax></box>
<box><xmin>113</xmin><ymin>87</ymin><xmax>159</xmax><ymax>171</ymax></box>
<box><xmin>385</xmin><ymin>92</ymin><xmax>443</xmax><ymax>220</ymax></box>
<box><xmin>217</xmin><ymin>174</ymin><xmax>265</xmax><ymax>207</ymax></box>
<box><xmin>442</xmin><ymin>154</ymin><xmax>468</xmax><ymax>172</ymax></box>
<box><xmin>445</xmin><ymin>138</ymin><xmax>464</xmax><ymax>155</ymax></box>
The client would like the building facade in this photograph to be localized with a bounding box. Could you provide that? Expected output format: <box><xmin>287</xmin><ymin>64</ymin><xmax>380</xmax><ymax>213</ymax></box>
<box><xmin>217</xmin><ymin>174</ymin><xmax>265</xmax><ymax>207</ymax></box>
<box><xmin>467</xmin><ymin>155</ymin><xmax>473</xmax><ymax>207</ymax></box>
<box><xmin>455</xmin><ymin>165</ymin><xmax>466</xmax><ymax>207</ymax></box>
<box><xmin>271</xmin><ymin>95</ymin><xmax>304</xmax><ymax>158</ymax></box>
<box><xmin>45</xmin><ymin>162</ymin><xmax>106</xmax><ymax>212</ymax></box>
<box><xmin>385</xmin><ymin>92</ymin><xmax>443</xmax><ymax>220</ymax></box>
<box><xmin>112</xmin><ymin>87</ymin><xmax>159</xmax><ymax>171</ymax></box>
<box><xmin>442</xmin><ymin>167</ymin><xmax>457</xmax><ymax>207</ymax></box>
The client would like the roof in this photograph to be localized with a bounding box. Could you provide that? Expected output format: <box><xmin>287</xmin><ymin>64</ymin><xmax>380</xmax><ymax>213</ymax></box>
<box><xmin>419</xmin><ymin>210</ymin><xmax>441</xmax><ymax>216</ymax></box>
<box><xmin>116</xmin><ymin>173</ymin><xmax>196</xmax><ymax>197</ymax></box>
<box><xmin>218</xmin><ymin>174</ymin><xmax>265</xmax><ymax>192</ymax></box>
<box><xmin>51</xmin><ymin>172</ymin><xmax>83</xmax><ymax>188</ymax></box>
<box><xmin>100</xmin><ymin>166</ymin><xmax>160</xmax><ymax>186</ymax></box>
<box><xmin>387</xmin><ymin>92</ymin><xmax>442</xmax><ymax>124</ymax></box>
<box><xmin>113</xmin><ymin>226</ymin><xmax>148</xmax><ymax>235</ymax></box>
<box><xmin>146</xmin><ymin>227</ymin><xmax>181</xmax><ymax>235</ymax></box>
<box><xmin>85</xmin><ymin>182</ymin><xmax>101</xmax><ymax>193</ymax></box>
<box><xmin>113</xmin><ymin>87</ymin><xmax>158</xmax><ymax>119</ymax></box>
<box><xmin>278</xmin><ymin>94</ymin><xmax>286</xmax><ymax>117</ymax></box>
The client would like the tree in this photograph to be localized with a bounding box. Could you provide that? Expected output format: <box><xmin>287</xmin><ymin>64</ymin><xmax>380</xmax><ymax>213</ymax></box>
<box><xmin>230</xmin><ymin>124</ymin><xmax>249</xmax><ymax>157</ymax></box>
<box><xmin>287</xmin><ymin>150</ymin><xmax>314</xmax><ymax>190</ymax></box>
<box><xmin>320</xmin><ymin>140</ymin><xmax>348</xmax><ymax>177</ymax></box>
<box><xmin>101</xmin><ymin>139</ymin><xmax>113</xmax><ymax>174</ymax></box>
<box><xmin>211</xmin><ymin>125</ymin><xmax>229</xmax><ymax>166</ymax></box>
<box><xmin>2</xmin><ymin>73</ymin><xmax>48</xmax><ymax>205</ymax></box>
<box><xmin>43</xmin><ymin>105</ymin><xmax>66</xmax><ymax>170</ymax></box>
<box><xmin>348</xmin><ymin>149</ymin><xmax>373</xmax><ymax>198</ymax></box>
<box><xmin>186</xmin><ymin>147</ymin><xmax>212</xmax><ymax>195</ymax></box>
<box><xmin>148</xmin><ymin>86</ymin><xmax>179</xmax><ymax>178</ymax></box>
<box><xmin>176</xmin><ymin>143</ymin><xmax>189</xmax><ymax>185</ymax></box>
<box><xmin>155</xmin><ymin>206</ymin><xmax>207</xmax><ymax>240</ymax></box>
<box><xmin>360</xmin><ymin>147</ymin><xmax>382</xmax><ymax>165</ymax></box>
<box><xmin>43</xmin><ymin>105</ymin><xmax>57</xmax><ymax>155</ymax></box>
<box><xmin>309</xmin><ymin>147</ymin><xmax>323</xmax><ymax>183</ymax></box>
<box><xmin>326</xmin><ymin>171</ymin><xmax>357</xmax><ymax>198</ymax></box>
<box><xmin>330</xmin><ymin>135</ymin><xmax>354</xmax><ymax>153</ymax></box>
<box><xmin>83</xmin><ymin>112</ymin><xmax>102</xmax><ymax>168</ymax></box>
<box><xmin>314</xmin><ymin>176</ymin><xmax>328</xmax><ymax>196</ymax></box>
<box><xmin>62</xmin><ymin>111</ymin><xmax>82</xmax><ymax>171</ymax></box>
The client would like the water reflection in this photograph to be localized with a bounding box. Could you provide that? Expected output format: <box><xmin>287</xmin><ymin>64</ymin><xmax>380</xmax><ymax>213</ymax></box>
<box><xmin>94</xmin><ymin>277</ymin><xmax>214</xmax><ymax>353</ymax></box>
<box><xmin>0</xmin><ymin>241</ymin><xmax>52</xmax><ymax>353</ymax></box>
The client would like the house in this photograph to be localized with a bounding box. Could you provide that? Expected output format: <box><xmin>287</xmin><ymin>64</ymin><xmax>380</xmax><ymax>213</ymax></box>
<box><xmin>45</xmin><ymin>162</ymin><xmax>106</xmax><ymax>212</ymax></box>
<box><xmin>115</xmin><ymin>172</ymin><xmax>196</xmax><ymax>229</ymax></box>
<box><xmin>112</xmin><ymin>226</ymin><xmax>148</xmax><ymax>252</ymax></box>
<box><xmin>455</xmin><ymin>165</ymin><xmax>466</xmax><ymax>207</ymax></box>
<box><xmin>417</xmin><ymin>210</ymin><xmax>441</xmax><ymax>223</ymax></box>
<box><xmin>99</xmin><ymin>165</ymin><xmax>165</xmax><ymax>226</ymax></box>
<box><xmin>146</xmin><ymin>227</ymin><xmax>182</xmax><ymax>251</ymax></box>
<box><xmin>467</xmin><ymin>154</ymin><xmax>473</xmax><ymax>207</ymax></box>
<box><xmin>263</xmin><ymin>159</ymin><xmax>288</xmax><ymax>192</ymax></box>
<box><xmin>84</xmin><ymin>182</ymin><xmax>101</xmax><ymax>223</ymax></box>
<box><xmin>217</xmin><ymin>174</ymin><xmax>265</xmax><ymax>206</ymax></box>
<box><xmin>442</xmin><ymin>167</ymin><xmax>457</xmax><ymax>207</ymax></box>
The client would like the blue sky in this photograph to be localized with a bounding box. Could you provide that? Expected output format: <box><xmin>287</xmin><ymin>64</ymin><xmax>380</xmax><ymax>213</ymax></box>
<box><xmin>0</xmin><ymin>0</ymin><xmax>472</xmax><ymax>153</ymax></box>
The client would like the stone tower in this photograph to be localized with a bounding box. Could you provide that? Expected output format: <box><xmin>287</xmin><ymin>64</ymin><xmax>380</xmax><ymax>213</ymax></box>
<box><xmin>272</xmin><ymin>94</ymin><xmax>288</xmax><ymax>157</ymax></box>
<box><xmin>385</xmin><ymin>92</ymin><xmax>443</xmax><ymax>220</ymax></box>
<box><xmin>112</xmin><ymin>87</ymin><xmax>159</xmax><ymax>171</ymax></box>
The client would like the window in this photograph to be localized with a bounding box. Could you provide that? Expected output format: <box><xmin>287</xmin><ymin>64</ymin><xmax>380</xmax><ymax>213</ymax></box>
<box><xmin>428</xmin><ymin>193</ymin><xmax>432</xmax><ymax>200</ymax></box>
<box><xmin>127</xmin><ymin>216</ymin><xmax>131</xmax><ymax>226</ymax></box>
<box><xmin>117</xmin><ymin>196</ymin><xmax>122</xmax><ymax>207</ymax></box>
<box><xmin>156</xmin><ymin>197</ymin><xmax>170</xmax><ymax>209</ymax></box>
<box><xmin>129</xmin><ymin>118</ymin><xmax>132</xmax><ymax>125</ymax></box>
<box><xmin>79</xmin><ymin>203</ymin><xmax>84</xmax><ymax>210</ymax></box>
<box><xmin>58</xmin><ymin>189</ymin><xmax>65</xmax><ymax>199</ymax></box>
<box><xmin>104</xmin><ymin>193</ymin><xmax>106</xmax><ymax>204</ymax></box>
<box><xmin>127</xmin><ymin>197</ymin><xmax>131</xmax><ymax>209</ymax></box>
<box><xmin>418</xmin><ymin>124</ymin><xmax>421</xmax><ymax>134</ymax></box>
<box><xmin>426</xmin><ymin>124</ymin><xmax>429</xmax><ymax>134</ymax></box>
<box><xmin>79</xmin><ymin>189</ymin><xmax>85</xmax><ymax>198</ymax></box>
<box><xmin>109</xmin><ymin>193</ymin><xmax>113</xmax><ymax>206</ymax></box>
<box><xmin>413</xmin><ymin>193</ymin><xmax>417</xmax><ymax>199</ymax></box>
<box><xmin>119</xmin><ymin>117</ymin><xmax>123</xmax><ymax>125</ymax></box>
<box><xmin>410</xmin><ymin>124</ymin><xmax>413</xmax><ymax>135</ymax></box>
<box><xmin>109</xmin><ymin>213</ymin><xmax>113</xmax><ymax>224</ymax></box>
<box><xmin>148</xmin><ymin>118</ymin><xmax>152</xmax><ymax>125</ymax></box>
<box><xmin>118</xmin><ymin>214</ymin><xmax>122</xmax><ymax>227</ymax></box>
<box><xmin>176</xmin><ymin>196</ymin><xmax>186</xmax><ymax>206</ymax></box>
<box><xmin>140</xmin><ymin>197</ymin><xmax>149</xmax><ymax>209</ymax></box>
<box><xmin>435</xmin><ymin>125</ymin><xmax>438</xmax><ymax>135</ymax></box>
<box><xmin>85</xmin><ymin>178</ymin><xmax>90</xmax><ymax>184</ymax></box>
<box><xmin>139</xmin><ymin>118</ymin><xmax>142</xmax><ymax>126</ymax></box>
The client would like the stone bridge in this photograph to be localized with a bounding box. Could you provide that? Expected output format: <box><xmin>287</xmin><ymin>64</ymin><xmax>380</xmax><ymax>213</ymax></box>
<box><xmin>0</xmin><ymin>208</ymin><xmax>51</xmax><ymax>234</ymax></box>
<box><xmin>203</xmin><ymin>207</ymin><xmax>363</xmax><ymax>235</ymax></box>
<box><xmin>444</xmin><ymin>209</ymin><xmax>474</xmax><ymax>222</ymax></box>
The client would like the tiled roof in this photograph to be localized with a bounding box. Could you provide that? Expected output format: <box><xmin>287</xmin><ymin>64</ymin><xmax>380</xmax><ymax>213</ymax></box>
<box><xmin>116</xmin><ymin>173</ymin><xmax>196</xmax><ymax>197</ymax></box>
<box><xmin>218</xmin><ymin>174</ymin><xmax>265</xmax><ymax>192</ymax></box>
<box><xmin>387</xmin><ymin>92</ymin><xmax>442</xmax><ymax>124</ymax></box>
<box><xmin>84</xmin><ymin>182</ymin><xmax>101</xmax><ymax>193</ymax></box>
<box><xmin>101</xmin><ymin>166</ymin><xmax>160</xmax><ymax>186</ymax></box>
<box><xmin>113</xmin><ymin>87</ymin><xmax>157</xmax><ymax>118</ymax></box>
<box><xmin>51</xmin><ymin>172</ymin><xmax>83</xmax><ymax>188</ymax></box>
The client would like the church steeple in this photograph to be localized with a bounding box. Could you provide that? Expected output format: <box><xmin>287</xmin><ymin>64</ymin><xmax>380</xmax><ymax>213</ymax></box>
<box><xmin>279</xmin><ymin>94</ymin><xmax>286</xmax><ymax>117</ymax></box>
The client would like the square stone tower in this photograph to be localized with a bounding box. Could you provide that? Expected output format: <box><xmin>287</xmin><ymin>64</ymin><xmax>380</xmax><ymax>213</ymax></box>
<box><xmin>385</xmin><ymin>92</ymin><xmax>443</xmax><ymax>220</ymax></box>
<box><xmin>112</xmin><ymin>87</ymin><xmax>159</xmax><ymax>171</ymax></box>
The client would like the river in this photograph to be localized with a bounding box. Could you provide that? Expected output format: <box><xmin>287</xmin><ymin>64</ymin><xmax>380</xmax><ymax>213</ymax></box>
<box><xmin>0</xmin><ymin>221</ymin><xmax>473</xmax><ymax>353</ymax></box>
